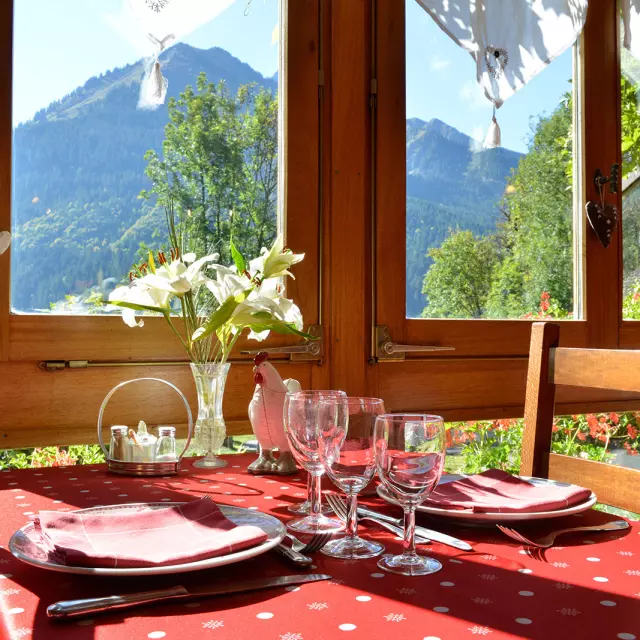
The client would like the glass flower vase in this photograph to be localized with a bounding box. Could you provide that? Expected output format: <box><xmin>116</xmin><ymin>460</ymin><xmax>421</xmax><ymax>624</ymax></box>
<box><xmin>190</xmin><ymin>362</ymin><xmax>230</xmax><ymax>469</ymax></box>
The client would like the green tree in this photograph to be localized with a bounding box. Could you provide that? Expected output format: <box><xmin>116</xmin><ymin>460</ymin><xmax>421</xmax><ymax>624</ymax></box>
<box><xmin>422</xmin><ymin>229</ymin><xmax>498</xmax><ymax>318</ymax></box>
<box><xmin>141</xmin><ymin>73</ymin><xmax>278</xmax><ymax>264</ymax></box>
<box><xmin>492</xmin><ymin>98</ymin><xmax>574</xmax><ymax>316</ymax></box>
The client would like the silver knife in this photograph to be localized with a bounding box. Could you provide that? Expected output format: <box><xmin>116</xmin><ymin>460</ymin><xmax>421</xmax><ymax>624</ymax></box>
<box><xmin>47</xmin><ymin>573</ymin><xmax>331</xmax><ymax>621</ymax></box>
<box><xmin>357</xmin><ymin>505</ymin><xmax>473</xmax><ymax>551</ymax></box>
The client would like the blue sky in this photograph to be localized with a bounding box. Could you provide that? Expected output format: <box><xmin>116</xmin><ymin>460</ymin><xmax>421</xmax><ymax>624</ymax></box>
<box><xmin>13</xmin><ymin>0</ymin><xmax>571</xmax><ymax>153</ymax></box>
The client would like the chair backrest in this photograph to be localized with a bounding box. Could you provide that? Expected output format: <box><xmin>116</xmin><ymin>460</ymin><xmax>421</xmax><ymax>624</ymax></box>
<box><xmin>520</xmin><ymin>322</ymin><xmax>640</xmax><ymax>513</ymax></box>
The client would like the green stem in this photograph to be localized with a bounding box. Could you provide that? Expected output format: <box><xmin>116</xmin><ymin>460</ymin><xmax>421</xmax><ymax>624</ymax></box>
<box><xmin>164</xmin><ymin>313</ymin><xmax>192</xmax><ymax>359</ymax></box>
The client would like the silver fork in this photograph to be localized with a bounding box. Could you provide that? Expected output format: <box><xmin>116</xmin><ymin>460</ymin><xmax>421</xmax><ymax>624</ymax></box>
<box><xmin>497</xmin><ymin>520</ymin><xmax>629</xmax><ymax>549</ymax></box>
<box><xmin>325</xmin><ymin>493</ymin><xmax>432</xmax><ymax>544</ymax></box>
<box><xmin>274</xmin><ymin>531</ymin><xmax>333</xmax><ymax>566</ymax></box>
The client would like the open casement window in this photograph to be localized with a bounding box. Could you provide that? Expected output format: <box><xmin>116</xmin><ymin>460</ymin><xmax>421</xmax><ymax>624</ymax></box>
<box><xmin>373</xmin><ymin>0</ymin><xmax>635</xmax><ymax>419</ymax></box>
<box><xmin>0</xmin><ymin>0</ymin><xmax>326</xmax><ymax>448</ymax></box>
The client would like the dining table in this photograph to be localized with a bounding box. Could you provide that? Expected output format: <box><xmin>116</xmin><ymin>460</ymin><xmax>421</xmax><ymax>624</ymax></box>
<box><xmin>0</xmin><ymin>452</ymin><xmax>638</xmax><ymax>640</ymax></box>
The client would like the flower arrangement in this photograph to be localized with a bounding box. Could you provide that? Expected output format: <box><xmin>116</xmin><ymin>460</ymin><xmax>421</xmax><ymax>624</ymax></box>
<box><xmin>108</xmin><ymin>205</ymin><xmax>310</xmax><ymax>363</ymax></box>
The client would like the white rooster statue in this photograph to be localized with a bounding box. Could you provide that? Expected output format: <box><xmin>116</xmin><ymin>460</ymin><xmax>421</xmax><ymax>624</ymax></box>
<box><xmin>248</xmin><ymin>352</ymin><xmax>301</xmax><ymax>475</ymax></box>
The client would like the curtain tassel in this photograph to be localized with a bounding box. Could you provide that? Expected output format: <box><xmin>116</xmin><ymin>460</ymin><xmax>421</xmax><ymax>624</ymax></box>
<box><xmin>484</xmin><ymin>107</ymin><xmax>501</xmax><ymax>149</ymax></box>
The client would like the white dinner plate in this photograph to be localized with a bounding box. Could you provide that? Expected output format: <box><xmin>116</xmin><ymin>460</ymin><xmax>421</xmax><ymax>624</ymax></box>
<box><xmin>9</xmin><ymin>503</ymin><xmax>286</xmax><ymax>576</ymax></box>
<box><xmin>376</xmin><ymin>475</ymin><xmax>597</xmax><ymax>523</ymax></box>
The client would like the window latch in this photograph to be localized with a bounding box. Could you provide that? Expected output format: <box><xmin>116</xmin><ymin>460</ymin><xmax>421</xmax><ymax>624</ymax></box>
<box><xmin>240</xmin><ymin>325</ymin><xmax>323</xmax><ymax>362</ymax></box>
<box><xmin>375</xmin><ymin>325</ymin><xmax>455</xmax><ymax>361</ymax></box>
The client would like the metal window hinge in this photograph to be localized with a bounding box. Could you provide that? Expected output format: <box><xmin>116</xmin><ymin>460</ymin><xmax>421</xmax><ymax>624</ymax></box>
<box><xmin>240</xmin><ymin>325</ymin><xmax>323</xmax><ymax>362</ymax></box>
<box><xmin>375</xmin><ymin>325</ymin><xmax>455</xmax><ymax>361</ymax></box>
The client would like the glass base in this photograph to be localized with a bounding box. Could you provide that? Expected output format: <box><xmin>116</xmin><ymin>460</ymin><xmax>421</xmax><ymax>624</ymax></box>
<box><xmin>321</xmin><ymin>535</ymin><xmax>385</xmax><ymax>559</ymax></box>
<box><xmin>377</xmin><ymin>552</ymin><xmax>442</xmax><ymax>576</ymax></box>
<box><xmin>287</xmin><ymin>500</ymin><xmax>332</xmax><ymax>515</ymax></box>
<box><xmin>287</xmin><ymin>514</ymin><xmax>345</xmax><ymax>535</ymax></box>
<box><xmin>192</xmin><ymin>454</ymin><xmax>227</xmax><ymax>469</ymax></box>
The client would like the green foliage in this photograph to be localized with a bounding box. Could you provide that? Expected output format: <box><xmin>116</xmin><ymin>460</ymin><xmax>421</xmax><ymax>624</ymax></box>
<box><xmin>11</xmin><ymin>45</ymin><xmax>277</xmax><ymax>312</ymax></box>
<box><xmin>420</xmin><ymin>72</ymin><xmax>640</xmax><ymax>320</ymax></box>
<box><xmin>141</xmin><ymin>74</ymin><xmax>278</xmax><ymax>266</ymax></box>
<box><xmin>422</xmin><ymin>230</ymin><xmax>498</xmax><ymax>318</ymax></box>
<box><xmin>0</xmin><ymin>446</ymin><xmax>105</xmax><ymax>470</ymax></box>
<box><xmin>450</xmin><ymin>411</ymin><xmax>639</xmax><ymax>476</ymax></box>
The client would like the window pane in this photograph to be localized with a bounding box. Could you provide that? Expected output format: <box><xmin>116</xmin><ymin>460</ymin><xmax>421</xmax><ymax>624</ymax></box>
<box><xmin>11</xmin><ymin>0</ymin><xmax>280</xmax><ymax>314</ymax></box>
<box><xmin>406</xmin><ymin>1</ymin><xmax>577</xmax><ymax>320</ymax></box>
<box><xmin>622</xmin><ymin>43</ymin><xmax>640</xmax><ymax>319</ymax></box>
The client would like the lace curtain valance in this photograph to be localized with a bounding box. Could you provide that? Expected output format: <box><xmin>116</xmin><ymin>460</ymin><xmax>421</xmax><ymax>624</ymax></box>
<box><xmin>415</xmin><ymin>0</ymin><xmax>588</xmax><ymax>147</ymax></box>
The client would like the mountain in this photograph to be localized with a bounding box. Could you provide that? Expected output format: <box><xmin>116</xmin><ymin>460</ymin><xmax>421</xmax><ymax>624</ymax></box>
<box><xmin>405</xmin><ymin>118</ymin><xmax>522</xmax><ymax>317</ymax></box>
<box><xmin>10</xmin><ymin>44</ymin><xmax>522</xmax><ymax>315</ymax></box>
<box><xmin>11</xmin><ymin>44</ymin><xmax>277</xmax><ymax>312</ymax></box>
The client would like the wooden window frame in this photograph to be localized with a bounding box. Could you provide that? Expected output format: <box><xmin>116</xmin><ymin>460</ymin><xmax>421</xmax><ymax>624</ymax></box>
<box><xmin>0</xmin><ymin>0</ymin><xmax>330</xmax><ymax>450</ymax></box>
<box><xmin>0</xmin><ymin>0</ymin><xmax>322</xmax><ymax>365</ymax></box>
<box><xmin>375</xmin><ymin>0</ymin><xmax>622</xmax><ymax>358</ymax></box>
<box><xmin>371</xmin><ymin>0</ymin><xmax>640</xmax><ymax>419</ymax></box>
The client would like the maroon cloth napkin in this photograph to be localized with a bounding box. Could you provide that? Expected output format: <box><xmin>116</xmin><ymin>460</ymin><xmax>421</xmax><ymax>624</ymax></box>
<box><xmin>34</xmin><ymin>497</ymin><xmax>268</xmax><ymax>568</ymax></box>
<box><xmin>426</xmin><ymin>469</ymin><xmax>593</xmax><ymax>513</ymax></box>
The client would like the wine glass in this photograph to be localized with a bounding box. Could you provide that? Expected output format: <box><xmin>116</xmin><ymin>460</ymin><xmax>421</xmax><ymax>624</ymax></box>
<box><xmin>317</xmin><ymin>397</ymin><xmax>386</xmax><ymax>559</ymax></box>
<box><xmin>286</xmin><ymin>389</ymin><xmax>346</xmax><ymax>516</ymax></box>
<box><xmin>374</xmin><ymin>414</ymin><xmax>446</xmax><ymax>576</ymax></box>
<box><xmin>283</xmin><ymin>390</ymin><xmax>346</xmax><ymax>533</ymax></box>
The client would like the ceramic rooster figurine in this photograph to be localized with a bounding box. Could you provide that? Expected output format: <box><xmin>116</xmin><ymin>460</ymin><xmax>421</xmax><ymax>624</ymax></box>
<box><xmin>248</xmin><ymin>352</ymin><xmax>301</xmax><ymax>475</ymax></box>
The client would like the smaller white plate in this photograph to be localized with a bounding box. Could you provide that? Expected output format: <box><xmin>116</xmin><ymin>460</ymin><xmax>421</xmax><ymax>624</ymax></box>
<box><xmin>376</xmin><ymin>476</ymin><xmax>597</xmax><ymax>523</ymax></box>
<box><xmin>9</xmin><ymin>503</ymin><xmax>286</xmax><ymax>576</ymax></box>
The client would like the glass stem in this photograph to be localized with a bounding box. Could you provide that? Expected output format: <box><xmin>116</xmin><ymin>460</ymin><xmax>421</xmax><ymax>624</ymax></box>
<box><xmin>305</xmin><ymin>473</ymin><xmax>312</xmax><ymax>503</ymax></box>
<box><xmin>346</xmin><ymin>493</ymin><xmax>358</xmax><ymax>539</ymax></box>
<box><xmin>310</xmin><ymin>473</ymin><xmax>323</xmax><ymax>517</ymax></box>
<box><xmin>403</xmin><ymin>506</ymin><xmax>417</xmax><ymax>557</ymax></box>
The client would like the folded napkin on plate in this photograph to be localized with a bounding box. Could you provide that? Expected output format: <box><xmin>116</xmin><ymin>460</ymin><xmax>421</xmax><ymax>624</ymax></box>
<box><xmin>426</xmin><ymin>469</ymin><xmax>592</xmax><ymax>513</ymax></box>
<box><xmin>34</xmin><ymin>496</ymin><xmax>268</xmax><ymax>568</ymax></box>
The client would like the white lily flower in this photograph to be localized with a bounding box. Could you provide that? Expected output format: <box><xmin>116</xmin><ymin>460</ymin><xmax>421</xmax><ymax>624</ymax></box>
<box><xmin>140</xmin><ymin>259</ymin><xmax>191</xmax><ymax>294</ymax></box>
<box><xmin>249</xmin><ymin>235</ymin><xmax>304</xmax><ymax>280</ymax></box>
<box><xmin>185</xmin><ymin>253</ymin><xmax>220</xmax><ymax>288</ymax></box>
<box><xmin>108</xmin><ymin>282</ymin><xmax>170</xmax><ymax>328</ymax></box>
<box><xmin>206</xmin><ymin>265</ymin><xmax>252</xmax><ymax>305</ymax></box>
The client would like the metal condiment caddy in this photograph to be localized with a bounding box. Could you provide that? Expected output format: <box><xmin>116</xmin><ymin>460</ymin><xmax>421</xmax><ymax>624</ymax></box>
<box><xmin>97</xmin><ymin>377</ymin><xmax>194</xmax><ymax>477</ymax></box>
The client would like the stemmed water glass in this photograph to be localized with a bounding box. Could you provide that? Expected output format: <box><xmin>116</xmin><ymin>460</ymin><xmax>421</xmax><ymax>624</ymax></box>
<box><xmin>374</xmin><ymin>414</ymin><xmax>446</xmax><ymax>576</ymax></box>
<box><xmin>317</xmin><ymin>397</ymin><xmax>386</xmax><ymax>559</ymax></box>
<box><xmin>286</xmin><ymin>389</ymin><xmax>346</xmax><ymax>517</ymax></box>
<box><xmin>283</xmin><ymin>390</ymin><xmax>346</xmax><ymax>534</ymax></box>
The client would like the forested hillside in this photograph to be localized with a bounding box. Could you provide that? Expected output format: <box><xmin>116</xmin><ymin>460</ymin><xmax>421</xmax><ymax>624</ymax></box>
<box><xmin>11</xmin><ymin>44</ymin><xmax>276</xmax><ymax>311</ymax></box>
<box><xmin>11</xmin><ymin>44</ymin><xmax>521</xmax><ymax>315</ymax></box>
<box><xmin>405</xmin><ymin>118</ymin><xmax>521</xmax><ymax>317</ymax></box>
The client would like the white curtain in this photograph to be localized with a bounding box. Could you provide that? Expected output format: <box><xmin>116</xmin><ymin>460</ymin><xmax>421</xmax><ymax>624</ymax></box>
<box><xmin>415</xmin><ymin>0</ymin><xmax>588</xmax><ymax>109</ymax></box>
<box><xmin>111</xmin><ymin>0</ymin><xmax>237</xmax><ymax>109</ymax></box>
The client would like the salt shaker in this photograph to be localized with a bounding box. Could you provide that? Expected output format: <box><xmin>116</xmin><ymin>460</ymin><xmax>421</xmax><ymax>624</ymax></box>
<box><xmin>155</xmin><ymin>426</ymin><xmax>177</xmax><ymax>462</ymax></box>
<box><xmin>109</xmin><ymin>426</ymin><xmax>130</xmax><ymax>461</ymax></box>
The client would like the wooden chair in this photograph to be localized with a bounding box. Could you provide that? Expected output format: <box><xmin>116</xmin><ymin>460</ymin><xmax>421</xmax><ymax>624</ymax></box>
<box><xmin>520</xmin><ymin>322</ymin><xmax>640</xmax><ymax>513</ymax></box>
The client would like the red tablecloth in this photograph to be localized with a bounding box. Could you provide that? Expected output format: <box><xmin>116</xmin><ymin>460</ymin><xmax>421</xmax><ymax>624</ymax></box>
<box><xmin>0</xmin><ymin>454</ymin><xmax>638</xmax><ymax>640</ymax></box>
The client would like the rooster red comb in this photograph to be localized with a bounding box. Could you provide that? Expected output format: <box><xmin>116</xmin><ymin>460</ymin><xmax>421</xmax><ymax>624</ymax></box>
<box><xmin>254</xmin><ymin>352</ymin><xmax>269</xmax><ymax>366</ymax></box>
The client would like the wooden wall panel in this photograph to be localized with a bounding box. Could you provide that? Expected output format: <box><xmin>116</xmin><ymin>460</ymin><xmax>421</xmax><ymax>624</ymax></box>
<box><xmin>378</xmin><ymin>358</ymin><xmax>640</xmax><ymax>421</ymax></box>
<box><xmin>0</xmin><ymin>363</ymin><xmax>312</xmax><ymax>448</ymax></box>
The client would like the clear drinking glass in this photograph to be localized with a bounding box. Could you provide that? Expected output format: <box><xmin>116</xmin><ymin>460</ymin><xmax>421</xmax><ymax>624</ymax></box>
<box><xmin>283</xmin><ymin>390</ymin><xmax>346</xmax><ymax>534</ymax></box>
<box><xmin>286</xmin><ymin>389</ymin><xmax>346</xmax><ymax>516</ymax></box>
<box><xmin>374</xmin><ymin>414</ymin><xmax>446</xmax><ymax>576</ymax></box>
<box><xmin>317</xmin><ymin>397</ymin><xmax>386</xmax><ymax>559</ymax></box>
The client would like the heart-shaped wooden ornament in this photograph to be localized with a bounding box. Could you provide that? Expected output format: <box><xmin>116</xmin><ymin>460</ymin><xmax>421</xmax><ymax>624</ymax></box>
<box><xmin>586</xmin><ymin>200</ymin><xmax>618</xmax><ymax>248</ymax></box>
